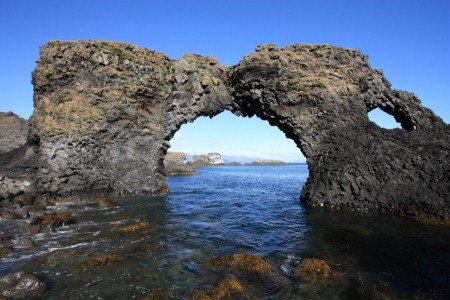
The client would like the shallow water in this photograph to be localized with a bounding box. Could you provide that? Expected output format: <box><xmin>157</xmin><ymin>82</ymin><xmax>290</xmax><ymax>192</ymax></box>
<box><xmin>1</xmin><ymin>164</ymin><xmax>449</xmax><ymax>299</ymax></box>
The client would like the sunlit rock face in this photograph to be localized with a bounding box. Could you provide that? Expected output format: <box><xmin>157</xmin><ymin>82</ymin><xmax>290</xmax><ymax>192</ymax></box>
<box><xmin>1</xmin><ymin>40</ymin><xmax>449</xmax><ymax>221</ymax></box>
<box><xmin>207</xmin><ymin>153</ymin><xmax>224</xmax><ymax>165</ymax></box>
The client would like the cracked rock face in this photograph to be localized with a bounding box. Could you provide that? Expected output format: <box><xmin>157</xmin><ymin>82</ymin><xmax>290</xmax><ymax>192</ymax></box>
<box><xmin>1</xmin><ymin>40</ymin><xmax>449</xmax><ymax>221</ymax></box>
<box><xmin>0</xmin><ymin>112</ymin><xmax>28</xmax><ymax>153</ymax></box>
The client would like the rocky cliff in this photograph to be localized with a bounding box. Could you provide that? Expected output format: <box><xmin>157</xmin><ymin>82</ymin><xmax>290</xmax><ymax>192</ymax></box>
<box><xmin>0</xmin><ymin>112</ymin><xmax>28</xmax><ymax>153</ymax></box>
<box><xmin>1</xmin><ymin>40</ymin><xmax>449</xmax><ymax>222</ymax></box>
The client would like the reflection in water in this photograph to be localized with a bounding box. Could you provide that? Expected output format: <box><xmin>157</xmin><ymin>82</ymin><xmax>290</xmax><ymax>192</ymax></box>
<box><xmin>0</xmin><ymin>164</ymin><xmax>449</xmax><ymax>299</ymax></box>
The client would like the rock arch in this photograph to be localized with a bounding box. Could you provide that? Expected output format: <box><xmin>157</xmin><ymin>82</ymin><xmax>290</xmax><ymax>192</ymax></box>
<box><xmin>2</xmin><ymin>41</ymin><xmax>449</xmax><ymax>221</ymax></box>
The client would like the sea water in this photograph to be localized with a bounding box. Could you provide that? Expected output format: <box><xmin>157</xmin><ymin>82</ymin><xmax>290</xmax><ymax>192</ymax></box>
<box><xmin>0</xmin><ymin>164</ymin><xmax>449</xmax><ymax>299</ymax></box>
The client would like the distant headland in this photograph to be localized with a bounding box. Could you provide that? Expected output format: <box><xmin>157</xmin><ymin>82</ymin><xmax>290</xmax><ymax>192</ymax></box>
<box><xmin>164</xmin><ymin>151</ymin><xmax>287</xmax><ymax>175</ymax></box>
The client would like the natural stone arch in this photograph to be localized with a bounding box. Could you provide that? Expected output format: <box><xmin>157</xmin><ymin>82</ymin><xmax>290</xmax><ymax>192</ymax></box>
<box><xmin>1</xmin><ymin>40</ymin><xmax>448</xmax><ymax>222</ymax></box>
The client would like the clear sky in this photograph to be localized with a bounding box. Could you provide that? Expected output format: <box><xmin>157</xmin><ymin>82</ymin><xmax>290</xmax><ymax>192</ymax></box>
<box><xmin>1</xmin><ymin>0</ymin><xmax>449</xmax><ymax>162</ymax></box>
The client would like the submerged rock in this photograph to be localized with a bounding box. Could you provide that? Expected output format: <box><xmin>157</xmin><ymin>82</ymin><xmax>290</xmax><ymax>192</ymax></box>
<box><xmin>141</xmin><ymin>289</ymin><xmax>171</xmax><ymax>300</ymax></box>
<box><xmin>0</xmin><ymin>246</ymin><xmax>12</xmax><ymax>258</ymax></box>
<box><xmin>81</xmin><ymin>253</ymin><xmax>125</xmax><ymax>271</ymax></box>
<box><xmin>119</xmin><ymin>221</ymin><xmax>153</xmax><ymax>234</ymax></box>
<box><xmin>191</xmin><ymin>277</ymin><xmax>244</xmax><ymax>300</ymax></box>
<box><xmin>205</xmin><ymin>253</ymin><xmax>272</xmax><ymax>276</ymax></box>
<box><xmin>0</xmin><ymin>271</ymin><xmax>46</xmax><ymax>299</ymax></box>
<box><xmin>294</xmin><ymin>258</ymin><xmax>343</xmax><ymax>284</ymax></box>
<box><xmin>30</xmin><ymin>212</ymin><xmax>74</xmax><ymax>228</ymax></box>
<box><xmin>99</xmin><ymin>195</ymin><xmax>113</xmax><ymax>208</ymax></box>
<box><xmin>14</xmin><ymin>237</ymin><xmax>37</xmax><ymax>249</ymax></box>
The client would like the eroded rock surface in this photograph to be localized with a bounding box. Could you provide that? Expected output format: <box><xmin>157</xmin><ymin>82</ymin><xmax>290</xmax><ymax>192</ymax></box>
<box><xmin>0</xmin><ymin>112</ymin><xmax>28</xmax><ymax>153</ymax></box>
<box><xmin>0</xmin><ymin>40</ymin><xmax>448</xmax><ymax>221</ymax></box>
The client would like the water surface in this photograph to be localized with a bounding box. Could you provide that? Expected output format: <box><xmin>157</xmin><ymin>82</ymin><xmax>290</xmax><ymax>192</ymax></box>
<box><xmin>1</xmin><ymin>164</ymin><xmax>449</xmax><ymax>299</ymax></box>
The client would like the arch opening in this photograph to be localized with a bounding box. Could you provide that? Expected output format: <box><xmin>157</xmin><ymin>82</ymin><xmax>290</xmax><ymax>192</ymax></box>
<box><xmin>368</xmin><ymin>107</ymin><xmax>401</xmax><ymax>129</ymax></box>
<box><xmin>163</xmin><ymin>110</ymin><xmax>310</xmax><ymax>260</ymax></box>
<box><xmin>166</xmin><ymin>110</ymin><xmax>306</xmax><ymax>165</ymax></box>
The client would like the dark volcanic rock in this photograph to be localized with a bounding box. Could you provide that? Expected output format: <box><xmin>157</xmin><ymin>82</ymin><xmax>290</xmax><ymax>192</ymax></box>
<box><xmin>0</xmin><ymin>40</ymin><xmax>448</xmax><ymax>221</ymax></box>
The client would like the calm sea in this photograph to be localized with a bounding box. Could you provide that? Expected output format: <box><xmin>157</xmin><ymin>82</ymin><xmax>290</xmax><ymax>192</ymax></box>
<box><xmin>1</xmin><ymin>164</ymin><xmax>449</xmax><ymax>299</ymax></box>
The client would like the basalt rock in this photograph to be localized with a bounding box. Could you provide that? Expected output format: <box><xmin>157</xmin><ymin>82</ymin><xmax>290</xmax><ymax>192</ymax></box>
<box><xmin>0</xmin><ymin>40</ymin><xmax>448</xmax><ymax>221</ymax></box>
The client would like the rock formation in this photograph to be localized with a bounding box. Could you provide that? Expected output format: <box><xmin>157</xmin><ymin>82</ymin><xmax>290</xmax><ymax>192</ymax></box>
<box><xmin>0</xmin><ymin>40</ymin><xmax>449</xmax><ymax>221</ymax></box>
<box><xmin>0</xmin><ymin>112</ymin><xmax>28</xmax><ymax>153</ymax></box>
<box><xmin>164</xmin><ymin>152</ymin><xmax>197</xmax><ymax>175</ymax></box>
<box><xmin>189</xmin><ymin>152</ymin><xmax>225</xmax><ymax>167</ymax></box>
<box><xmin>207</xmin><ymin>152</ymin><xmax>225</xmax><ymax>165</ymax></box>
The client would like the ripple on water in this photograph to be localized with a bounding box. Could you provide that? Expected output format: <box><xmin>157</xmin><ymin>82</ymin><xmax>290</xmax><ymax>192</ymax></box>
<box><xmin>1</xmin><ymin>164</ymin><xmax>449</xmax><ymax>298</ymax></box>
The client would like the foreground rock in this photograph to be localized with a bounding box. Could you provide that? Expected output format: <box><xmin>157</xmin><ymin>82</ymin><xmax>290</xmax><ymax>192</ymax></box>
<box><xmin>0</xmin><ymin>271</ymin><xmax>46</xmax><ymax>299</ymax></box>
<box><xmin>0</xmin><ymin>112</ymin><xmax>28</xmax><ymax>153</ymax></box>
<box><xmin>0</xmin><ymin>40</ymin><xmax>448</xmax><ymax>221</ymax></box>
<box><xmin>164</xmin><ymin>152</ymin><xmax>197</xmax><ymax>175</ymax></box>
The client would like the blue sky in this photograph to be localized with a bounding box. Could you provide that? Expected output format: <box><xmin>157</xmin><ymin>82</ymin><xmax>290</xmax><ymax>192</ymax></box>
<box><xmin>1</xmin><ymin>1</ymin><xmax>449</xmax><ymax>162</ymax></box>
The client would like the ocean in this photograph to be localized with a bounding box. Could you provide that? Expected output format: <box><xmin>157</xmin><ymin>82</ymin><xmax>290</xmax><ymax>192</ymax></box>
<box><xmin>1</xmin><ymin>164</ymin><xmax>449</xmax><ymax>299</ymax></box>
